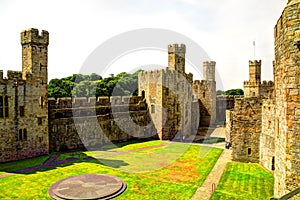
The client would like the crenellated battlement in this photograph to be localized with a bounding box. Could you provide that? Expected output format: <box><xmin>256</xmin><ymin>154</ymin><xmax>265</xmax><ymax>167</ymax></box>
<box><xmin>0</xmin><ymin>70</ymin><xmax>27</xmax><ymax>83</ymax></box>
<box><xmin>249</xmin><ymin>60</ymin><xmax>261</xmax><ymax>66</ymax></box>
<box><xmin>48</xmin><ymin>96</ymin><xmax>145</xmax><ymax>109</ymax></box>
<box><xmin>21</xmin><ymin>28</ymin><xmax>49</xmax><ymax>45</ymax></box>
<box><xmin>168</xmin><ymin>43</ymin><xmax>186</xmax><ymax>54</ymax></box>
<box><xmin>243</xmin><ymin>80</ymin><xmax>260</xmax><ymax>86</ymax></box>
<box><xmin>261</xmin><ymin>80</ymin><xmax>274</xmax><ymax>87</ymax></box>
<box><xmin>7</xmin><ymin>70</ymin><xmax>23</xmax><ymax>81</ymax></box>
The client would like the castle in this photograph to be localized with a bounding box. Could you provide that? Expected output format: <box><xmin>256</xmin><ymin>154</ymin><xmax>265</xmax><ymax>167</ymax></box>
<box><xmin>0</xmin><ymin>1</ymin><xmax>298</xmax><ymax>198</ymax></box>
<box><xmin>226</xmin><ymin>0</ymin><xmax>300</xmax><ymax>198</ymax></box>
<box><xmin>0</xmin><ymin>29</ymin><xmax>217</xmax><ymax>162</ymax></box>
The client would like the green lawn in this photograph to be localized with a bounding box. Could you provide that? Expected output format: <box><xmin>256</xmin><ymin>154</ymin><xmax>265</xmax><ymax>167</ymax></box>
<box><xmin>0</xmin><ymin>141</ymin><xmax>222</xmax><ymax>200</ymax></box>
<box><xmin>211</xmin><ymin>162</ymin><xmax>274</xmax><ymax>200</ymax></box>
<box><xmin>0</xmin><ymin>153</ymin><xmax>53</xmax><ymax>175</ymax></box>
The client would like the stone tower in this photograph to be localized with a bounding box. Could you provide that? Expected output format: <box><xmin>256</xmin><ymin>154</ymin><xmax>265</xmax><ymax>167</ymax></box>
<box><xmin>138</xmin><ymin>43</ymin><xmax>194</xmax><ymax>140</ymax></box>
<box><xmin>192</xmin><ymin>61</ymin><xmax>216</xmax><ymax>126</ymax></box>
<box><xmin>168</xmin><ymin>44</ymin><xmax>186</xmax><ymax>73</ymax></box>
<box><xmin>273</xmin><ymin>0</ymin><xmax>300</xmax><ymax>197</ymax></box>
<box><xmin>0</xmin><ymin>28</ymin><xmax>49</xmax><ymax>163</ymax></box>
<box><xmin>202</xmin><ymin>61</ymin><xmax>216</xmax><ymax>125</ymax></box>
<box><xmin>21</xmin><ymin>28</ymin><xmax>49</xmax><ymax>83</ymax></box>
<box><xmin>244</xmin><ymin>60</ymin><xmax>261</xmax><ymax>97</ymax></box>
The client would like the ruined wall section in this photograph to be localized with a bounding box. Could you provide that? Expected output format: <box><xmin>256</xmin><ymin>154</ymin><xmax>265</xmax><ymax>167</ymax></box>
<box><xmin>229</xmin><ymin>97</ymin><xmax>262</xmax><ymax>163</ymax></box>
<box><xmin>49</xmin><ymin>96</ymin><xmax>155</xmax><ymax>151</ymax></box>
<box><xmin>273</xmin><ymin>0</ymin><xmax>300</xmax><ymax>197</ymax></box>
<box><xmin>260</xmin><ymin>99</ymin><xmax>275</xmax><ymax>172</ymax></box>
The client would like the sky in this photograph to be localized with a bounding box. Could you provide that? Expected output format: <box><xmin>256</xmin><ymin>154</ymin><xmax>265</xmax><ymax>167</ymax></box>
<box><xmin>0</xmin><ymin>0</ymin><xmax>287</xmax><ymax>90</ymax></box>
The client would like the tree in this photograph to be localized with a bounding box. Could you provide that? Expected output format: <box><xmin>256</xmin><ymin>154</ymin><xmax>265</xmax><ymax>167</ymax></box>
<box><xmin>225</xmin><ymin>89</ymin><xmax>244</xmax><ymax>96</ymax></box>
<box><xmin>217</xmin><ymin>90</ymin><xmax>225</xmax><ymax>95</ymax></box>
<box><xmin>48</xmin><ymin>71</ymin><xmax>142</xmax><ymax>98</ymax></box>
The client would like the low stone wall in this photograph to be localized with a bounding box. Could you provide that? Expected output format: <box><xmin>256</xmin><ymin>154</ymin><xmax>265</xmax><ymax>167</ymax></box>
<box><xmin>49</xmin><ymin>97</ymin><xmax>157</xmax><ymax>152</ymax></box>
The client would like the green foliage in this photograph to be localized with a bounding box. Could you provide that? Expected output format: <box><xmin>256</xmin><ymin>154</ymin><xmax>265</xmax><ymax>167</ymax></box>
<box><xmin>225</xmin><ymin>88</ymin><xmax>244</xmax><ymax>96</ymax></box>
<box><xmin>211</xmin><ymin>162</ymin><xmax>274</xmax><ymax>200</ymax></box>
<box><xmin>48</xmin><ymin>70</ymin><xmax>142</xmax><ymax>98</ymax></box>
<box><xmin>217</xmin><ymin>90</ymin><xmax>226</xmax><ymax>95</ymax></box>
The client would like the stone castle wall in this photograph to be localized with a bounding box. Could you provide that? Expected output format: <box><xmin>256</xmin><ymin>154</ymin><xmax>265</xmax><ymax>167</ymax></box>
<box><xmin>260</xmin><ymin>99</ymin><xmax>275</xmax><ymax>172</ymax></box>
<box><xmin>273</xmin><ymin>0</ymin><xmax>300</xmax><ymax>197</ymax></box>
<box><xmin>49</xmin><ymin>96</ymin><xmax>156</xmax><ymax>151</ymax></box>
<box><xmin>227</xmin><ymin>97</ymin><xmax>262</xmax><ymax>163</ymax></box>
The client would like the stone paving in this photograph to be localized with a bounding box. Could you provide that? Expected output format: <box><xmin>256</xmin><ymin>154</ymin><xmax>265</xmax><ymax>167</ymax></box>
<box><xmin>48</xmin><ymin>174</ymin><xmax>126</xmax><ymax>200</ymax></box>
<box><xmin>191</xmin><ymin>148</ymin><xmax>232</xmax><ymax>200</ymax></box>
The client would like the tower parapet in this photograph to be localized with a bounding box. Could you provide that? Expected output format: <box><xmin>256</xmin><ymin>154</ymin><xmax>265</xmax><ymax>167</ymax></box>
<box><xmin>21</xmin><ymin>28</ymin><xmax>49</xmax><ymax>45</ymax></box>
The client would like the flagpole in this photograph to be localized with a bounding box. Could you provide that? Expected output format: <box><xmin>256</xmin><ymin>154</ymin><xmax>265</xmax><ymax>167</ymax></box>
<box><xmin>253</xmin><ymin>41</ymin><xmax>256</xmax><ymax>60</ymax></box>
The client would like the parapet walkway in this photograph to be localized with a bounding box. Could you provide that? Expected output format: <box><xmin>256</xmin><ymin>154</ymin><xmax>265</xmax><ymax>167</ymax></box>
<box><xmin>191</xmin><ymin>148</ymin><xmax>232</xmax><ymax>200</ymax></box>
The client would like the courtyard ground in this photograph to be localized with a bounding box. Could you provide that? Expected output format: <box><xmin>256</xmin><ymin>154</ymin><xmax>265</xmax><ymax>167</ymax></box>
<box><xmin>0</xmin><ymin>139</ymin><xmax>274</xmax><ymax>199</ymax></box>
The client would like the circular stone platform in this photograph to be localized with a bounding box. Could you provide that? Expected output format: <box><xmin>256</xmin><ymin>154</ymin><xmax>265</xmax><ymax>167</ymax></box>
<box><xmin>48</xmin><ymin>174</ymin><xmax>126</xmax><ymax>200</ymax></box>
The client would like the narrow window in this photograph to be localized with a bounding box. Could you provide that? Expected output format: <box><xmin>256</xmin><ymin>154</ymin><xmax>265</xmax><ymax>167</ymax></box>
<box><xmin>38</xmin><ymin>117</ymin><xmax>42</xmax><ymax>125</ymax></box>
<box><xmin>247</xmin><ymin>148</ymin><xmax>251</xmax><ymax>155</ymax></box>
<box><xmin>0</xmin><ymin>96</ymin><xmax>3</xmax><ymax>118</ymax></box>
<box><xmin>23</xmin><ymin>129</ymin><xmax>27</xmax><ymax>140</ymax></box>
<box><xmin>4</xmin><ymin>96</ymin><xmax>8</xmax><ymax>117</ymax></box>
<box><xmin>151</xmin><ymin>105</ymin><xmax>155</xmax><ymax>113</ymax></box>
<box><xmin>39</xmin><ymin>96</ymin><xmax>44</xmax><ymax>108</ymax></box>
<box><xmin>203</xmin><ymin>92</ymin><xmax>205</xmax><ymax>98</ymax></box>
<box><xmin>20</xmin><ymin>106</ymin><xmax>25</xmax><ymax>117</ymax></box>
<box><xmin>141</xmin><ymin>91</ymin><xmax>145</xmax><ymax>99</ymax></box>
<box><xmin>18</xmin><ymin>129</ymin><xmax>22</xmax><ymax>141</ymax></box>
<box><xmin>271</xmin><ymin>156</ymin><xmax>275</xmax><ymax>171</ymax></box>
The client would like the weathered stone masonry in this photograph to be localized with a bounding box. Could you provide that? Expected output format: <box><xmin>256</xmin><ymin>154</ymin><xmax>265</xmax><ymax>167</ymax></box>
<box><xmin>227</xmin><ymin>0</ymin><xmax>300</xmax><ymax>198</ymax></box>
<box><xmin>0</xmin><ymin>28</ymin><xmax>49</xmax><ymax>163</ymax></box>
<box><xmin>48</xmin><ymin>96</ymin><xmax>156</xmax><ymax>151</ymax></box>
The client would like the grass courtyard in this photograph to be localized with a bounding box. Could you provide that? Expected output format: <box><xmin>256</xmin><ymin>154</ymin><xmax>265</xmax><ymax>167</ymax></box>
<box><xmin>0</xmin><ymin>141</ymin><xmax>222</xmax><ymax>199</ymax></box>
<box><xmin>211</xmin><ymin>162</ymin><xmax>274</xmax><ymax>200</ymax></box>
<box><xmin>0</xmin><ymin>140</ymin><xmax>274</xmax><ymax>199</ymax></box>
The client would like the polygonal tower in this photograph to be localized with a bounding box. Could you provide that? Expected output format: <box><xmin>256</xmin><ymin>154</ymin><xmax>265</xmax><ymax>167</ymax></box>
<box><xmin>21</xmin><ymin>28</ymin><xmax>49</xmax><ymax>156</ymax></box>
<box><xmin>244</xmin><ymin>60</ymin><xmax>261</xmax><ymax>97</ymax></box>
<box><xmin>21</xmin><ymin>28</ymin><xmax>49</xmax><ymax>84</ymax></box>
<box><xmin>273</xmin><ymin>0</ymin><xmax>300</xmax><ymax>197</ymax></box>
<box><xmin>168</xmin><ymin>44</ymin><xmax>186</xmax><ymax>73</ymax></box>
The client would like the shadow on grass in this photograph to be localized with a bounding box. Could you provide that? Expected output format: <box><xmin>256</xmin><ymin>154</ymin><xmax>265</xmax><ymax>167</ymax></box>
<box><xmin>88</xmin><ymin>137</ymin><xmax>158</xmax><ymax>151</ymax></box>
<box><xmin>0</xmin><ymin>151</ymin><xmax>129</xmax><ymax>176</ymax></box>
<box><xmin>193</xmin><ymin>137</ymin><xmax>225</xmax><ymax>144</ymax></box>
